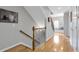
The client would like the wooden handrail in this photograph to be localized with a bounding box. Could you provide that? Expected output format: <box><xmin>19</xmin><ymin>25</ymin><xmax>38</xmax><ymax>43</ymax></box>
<box><xmin>32</xmin><ymin>26</ymin><xmax>35</xmax><ymax>51</ymax></box>
<box><xmin>34</xmin><ymin>27</ymin><xmax>46</xmax><ymax>30</ymax></box>
<box><xmin>20</xmin><ymin>30</ymin><xmax>40</xmax><ymax>44</ymax></box>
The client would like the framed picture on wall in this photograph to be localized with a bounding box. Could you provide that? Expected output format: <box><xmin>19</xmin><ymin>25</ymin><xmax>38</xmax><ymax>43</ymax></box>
<box><xmin>0</xmin><ymin>8</ymin><xmax>18</xmax><ymax>23</ymax></box>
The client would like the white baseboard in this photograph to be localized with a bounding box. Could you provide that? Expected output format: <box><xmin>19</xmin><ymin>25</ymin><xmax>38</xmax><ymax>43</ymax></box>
<box><xmin>0</xmin><ymin>42</ymin><xmax>32</xmax><ymax>52</ymax></box>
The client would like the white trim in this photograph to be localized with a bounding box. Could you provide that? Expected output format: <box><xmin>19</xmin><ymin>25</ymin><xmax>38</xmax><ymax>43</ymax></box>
<box><xmin>0</xmin><ymin>42</ymin><xmax>32</xmax><ymax>52</ymax></box>
<box><xmin>20</xmin><ymin>42</ymin><xmax>32</xmax><ymax>48</ymax></box>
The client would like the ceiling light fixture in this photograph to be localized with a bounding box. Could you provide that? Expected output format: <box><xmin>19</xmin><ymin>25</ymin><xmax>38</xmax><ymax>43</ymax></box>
<box><xmin>58</xmin><ymin>7</ymin><xmax>62</xmax><ymax>10</ymax></box>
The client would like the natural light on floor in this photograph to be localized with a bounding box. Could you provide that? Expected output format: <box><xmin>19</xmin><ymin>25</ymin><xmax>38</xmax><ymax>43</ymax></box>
<box><xmin>53</xmin><ymin>35</ymin><xmax>59</xmax><ymax>44</ymax></box>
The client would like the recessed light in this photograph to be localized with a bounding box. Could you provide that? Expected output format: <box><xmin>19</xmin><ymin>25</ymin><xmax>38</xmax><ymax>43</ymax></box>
<box><xmin>58</xmin><ymin>7</ymin><xmax>62</xmax><ymax>10</ymax></box>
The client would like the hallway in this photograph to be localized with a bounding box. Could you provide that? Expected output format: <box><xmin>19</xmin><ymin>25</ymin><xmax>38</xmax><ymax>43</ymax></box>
<box><xmin>35</xmin><ymin>32</ymin><xmax>74</xmax><ymax>52</ymax></box>
<box><xmin>0</xmin><ymin>6</ymin><xmax>78</xmax><ymax>52</ymax></box>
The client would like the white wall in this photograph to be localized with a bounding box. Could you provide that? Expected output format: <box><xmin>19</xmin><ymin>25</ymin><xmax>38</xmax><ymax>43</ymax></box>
<box><xmin>64</xmin><ymin>11</ymin><xmax>70</xmax><ymax>37</ymax></box>
<box><xmin>0</xmin><ymin>6</ymin><xmax>37</xmax><ymax>50</ymax></box>
<box><xmin>24</xmin><ymin>6</ymin><xmax>46</xmax><ymax>27</ymax></box>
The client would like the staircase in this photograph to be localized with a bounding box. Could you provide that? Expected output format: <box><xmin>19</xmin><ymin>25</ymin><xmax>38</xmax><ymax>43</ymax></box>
<box><xmin>4</xmin><ymin>32</ymin><xmax>74</xmax><ymax>52</ymax></box>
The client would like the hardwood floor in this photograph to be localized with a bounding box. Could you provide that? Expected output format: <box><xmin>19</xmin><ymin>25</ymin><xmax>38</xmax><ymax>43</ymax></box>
<box><xmin>35</xmin><ymin>32</ymin><xmax>74</xmax><ymax>52</ymax></box>
<box><xmin>5</xmin><ymin>32</ymin><xmax>74</xmax><ymax>52</ymax></box>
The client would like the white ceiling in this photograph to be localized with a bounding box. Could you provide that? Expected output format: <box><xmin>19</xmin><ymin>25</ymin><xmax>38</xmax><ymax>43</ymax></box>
<box><xmin>48</xmin><ymin>6</ymin><xmax>76</xmax><ymax>14</ymax></box>
<box><xmin>24</xmin><ymin>6</ymin><xmax>76</xmax><ymax>27</ymax></box>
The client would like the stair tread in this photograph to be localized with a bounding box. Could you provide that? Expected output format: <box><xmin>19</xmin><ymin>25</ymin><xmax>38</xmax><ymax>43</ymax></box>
<box><xmin>4</xmin><ymin>44</ymin><xmax>33</xmax><ymax>52</ymax></box>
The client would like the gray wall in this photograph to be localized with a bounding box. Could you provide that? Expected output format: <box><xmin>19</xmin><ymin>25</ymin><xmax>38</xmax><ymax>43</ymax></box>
<box><xmin>46</xmin><ymin>18</ymin><xmax>54</xmax><ymax>41</ymax></box>
<box><xmin>64</xmin><ymin>11</ymin><xmax>70</xmax><ymax>37</ymax></box>
<box><xmin>0</xmin><ymin>6</ymin><xmax>37</xmax><ymax>50</ymax></box>
<box><xmin>24</xmin><ymin>6</ymin><xmax>45</xmax><ymax>27</ymax></box>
